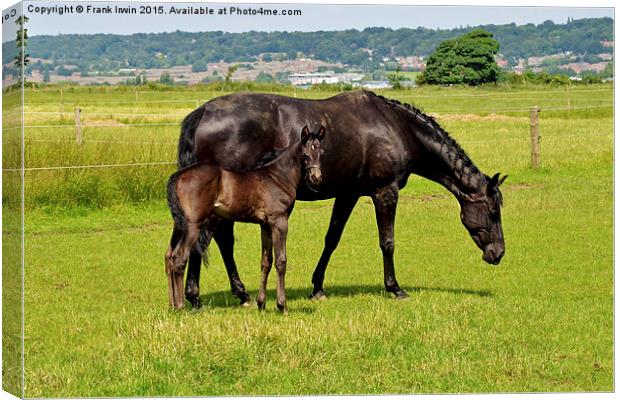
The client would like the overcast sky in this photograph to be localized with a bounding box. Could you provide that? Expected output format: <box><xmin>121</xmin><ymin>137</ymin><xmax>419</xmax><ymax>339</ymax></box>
<box><xmin>1</xmin><ymin>0</ymin><xmax>614</xmax><ymax>40</ymax></box>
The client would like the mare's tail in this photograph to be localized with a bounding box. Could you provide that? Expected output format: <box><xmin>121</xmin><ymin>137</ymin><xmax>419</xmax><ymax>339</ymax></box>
<box><xmin>178</xmin><ymin>106</ymin><xmax>204</xmax><ymax>168</ymax></box>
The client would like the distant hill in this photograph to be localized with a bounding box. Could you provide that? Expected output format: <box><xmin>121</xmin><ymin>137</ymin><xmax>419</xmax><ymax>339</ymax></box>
<box><xmin>3</xmin><ymin>17</ymin><xmax>613</xmax><ymax>73</ymax></box>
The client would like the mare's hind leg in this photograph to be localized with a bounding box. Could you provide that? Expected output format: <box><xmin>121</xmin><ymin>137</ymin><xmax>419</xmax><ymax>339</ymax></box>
<box><xmin>371</xmin><ymin>184</ymin><xmax>408</xmax><ymax>299</ymax></box>
<box><xmin>165</xmin><ymin>222</ymin><xmax>202</xmax><ymax>310</ymax></box>
<box><xmin>184</xmin><ymin>228</ymin><xmax>215</xmax><ymax>308</ymax></box>
<box><xmin>256</xmin><ymin>224</ymin><xmax>273</xmax><ymax>311</ymax></box>
<box><xmin>214</xmin><ymin>220</ymin><xmax>251</xmax><ymax>306</ymax></box>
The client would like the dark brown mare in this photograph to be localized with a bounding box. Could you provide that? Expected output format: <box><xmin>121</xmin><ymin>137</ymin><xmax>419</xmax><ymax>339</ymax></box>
<box><xmin>177</xmin><ymin>90</ymin><xmax>507</xmax><ymax>308</ymax></box>
<box><xmin>166</xmin><ymin>126</ymin><xmax>326</xmax><ymax>311</ymax></box>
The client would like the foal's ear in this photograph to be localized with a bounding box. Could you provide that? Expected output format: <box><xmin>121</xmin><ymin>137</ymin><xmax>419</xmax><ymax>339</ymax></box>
<box><xmin>301</xmin><ymin>125</ymin><xmax>310</xmax><ymax>141</ymax></box>
<box><xmin>317</xmin><ymin>126</ymin><xmax>326</xmax><ymax>141</ymax></box>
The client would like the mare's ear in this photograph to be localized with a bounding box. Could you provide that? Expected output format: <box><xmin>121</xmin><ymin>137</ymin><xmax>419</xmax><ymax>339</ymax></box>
<box><xmin>498</xmin><ymin>174</ymin><xmax>508</xmax><ymax>186</ymax></box>
<box><xmin>487</xmin><ymin>173</ymin><xmax>507</xmax><ymax>195</ymax></box>
<box><xmin>301</xmin><ymin>125</ymin><xmax>310</xmax><ymax>142</ymax></box>
<box><xmin>317</xmin><ymin>126</ymin><xmax>326</xmax><ymax>141</ymax></box>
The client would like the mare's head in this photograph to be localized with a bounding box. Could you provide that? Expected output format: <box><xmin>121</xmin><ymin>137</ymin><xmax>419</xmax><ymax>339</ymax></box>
<box><xmin>459</xmin><ymin>173</ymin><xmax>507</xmax><ymax>265</ymax></box>
<box><xmin>300</xmin><ymin>125</ymin><xmax>326</xmax><ymax>188</ymax></box>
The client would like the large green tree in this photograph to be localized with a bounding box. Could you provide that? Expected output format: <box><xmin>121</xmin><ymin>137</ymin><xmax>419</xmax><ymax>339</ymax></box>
<box><xmin>418</xmin><ymin>29</ymin><xmax>500</xmax><ymax>86</ymax></box>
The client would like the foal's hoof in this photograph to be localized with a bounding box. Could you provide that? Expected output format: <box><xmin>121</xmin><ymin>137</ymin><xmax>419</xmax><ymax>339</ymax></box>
<box><xmin>239</xmin><ymin>300</ymin><xmax>252</xmax><ymax>308</ymax></box>
<box><xmin>309</xmin><ymin>290</ymin><xmax>327</xmax><ymax>301</ymax></box>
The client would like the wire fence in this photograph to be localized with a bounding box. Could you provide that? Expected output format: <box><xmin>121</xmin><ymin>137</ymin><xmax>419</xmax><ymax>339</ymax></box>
<box><xmin>7</xmin><ymin>103</ymin><xmax>613</xmax><ymax>131</ymax></box>
<box><xmin>3</xmin><ymin>101</ymin><xmax>613</xmax><ymax>173</ymax></box>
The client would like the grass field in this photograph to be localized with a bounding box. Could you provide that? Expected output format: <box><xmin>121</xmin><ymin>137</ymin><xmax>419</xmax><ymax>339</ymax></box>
<box><xmin>2</xmin><ymin>83</ymin><xmax>614</xmax><ymax>396</ymax></box>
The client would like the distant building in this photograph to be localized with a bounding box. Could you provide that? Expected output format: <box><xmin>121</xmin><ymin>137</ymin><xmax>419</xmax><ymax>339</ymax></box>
<box><xmin>398</xmin><ymin>56</ymin><xmax>426</xmax><ymax>71</ymax></box>
<box><xmin>289</xmin><ymin>73</ymin><xmax>338</xmax><ymax>86</ymax></box>
<box><xmin>358</xmin><ymin>81</ymin><xmax>391</xmax><ymax>90</ymax></box>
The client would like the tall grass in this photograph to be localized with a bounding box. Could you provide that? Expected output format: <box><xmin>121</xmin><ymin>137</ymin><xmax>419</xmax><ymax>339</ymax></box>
<box><xmin>19</xmin><ymin>84</ymin><xmax>612</xmax><ymax>210</ymax></box>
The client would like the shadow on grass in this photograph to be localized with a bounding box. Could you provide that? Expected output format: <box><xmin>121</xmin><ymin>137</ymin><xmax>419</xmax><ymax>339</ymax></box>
<box><xmin>195</xmin><ymin>284</ymin><xmax>492</xmax><ymax>310</ymax></box>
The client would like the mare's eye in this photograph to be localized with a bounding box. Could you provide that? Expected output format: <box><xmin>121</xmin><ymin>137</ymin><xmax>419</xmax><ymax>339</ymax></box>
<box><xmin>312</xmin><ymin>145</ymin><xmax>316</xmax><ymax>150</ymax></box>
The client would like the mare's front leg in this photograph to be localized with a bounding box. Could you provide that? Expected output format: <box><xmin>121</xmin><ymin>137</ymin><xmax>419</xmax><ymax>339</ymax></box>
<box><xmin>214</xmin><ymin>220</ymin><xmax>251</xmax><ymax>306</ymax></box>
<box><xmin>271</xmin><ymin>217</ymin><xmax>289</xmax><ymax>313</ymax></box>
<box><xmin>256</xmin><ymin>224</ymin><xmax>273</xmax><ymax>311</ymax></box>
<box><xmin>310</xmin><ymin>195</ymin><xmax>359</xmax><ymax>299</ymax></box>
<box><xmin>371</xmin><ymin>184</ymin><xmax>408</xmax><ymax>299</ymax></box>
<box><xmin>165</xmin><ymin>222</ymin><xmax>202</xmax><ymax>309</ymax></box>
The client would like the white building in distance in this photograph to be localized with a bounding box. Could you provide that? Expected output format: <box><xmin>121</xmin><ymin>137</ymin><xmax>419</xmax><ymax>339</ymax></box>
<box><xmin>289</xmin><ymin>73</ymin><xmax>339</xmax><ymax>86</ymax></box>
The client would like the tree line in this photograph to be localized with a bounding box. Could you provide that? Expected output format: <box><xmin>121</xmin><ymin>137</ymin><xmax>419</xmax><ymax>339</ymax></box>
<box><xmin>2</xmin><ymin>17</ymin><xmax>612</xmax><ymax>75</ymax></box>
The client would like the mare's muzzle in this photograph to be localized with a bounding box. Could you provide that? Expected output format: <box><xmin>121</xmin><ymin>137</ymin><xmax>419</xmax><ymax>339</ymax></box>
<box><xmin>483</xmin><ymin>244</ymin><xmax>505</xmax><ymax>265</ymax></box>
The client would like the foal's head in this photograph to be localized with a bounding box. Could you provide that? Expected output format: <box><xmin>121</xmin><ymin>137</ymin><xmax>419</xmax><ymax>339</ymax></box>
<box><xmin>300</xmin><ymin>125</ymin><xmax>326</xmax><ymax>188</ymax></box>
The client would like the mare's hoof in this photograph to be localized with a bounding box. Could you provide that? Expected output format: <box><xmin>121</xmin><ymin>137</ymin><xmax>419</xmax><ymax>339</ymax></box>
<box><xmin>187</xmin><ymin>297</ymin><xmax>202</xmax><ymax>309</ymax></box>
<box><xmin>277</xmin><ymin>304</ymin><xmax>289</xmax><ymax>315</ymax></box>
<box><xmin>394</xmin><ymin>290</ymin><xmax>409</xmax><ymax>300</ymax></box>
<box><xmin>257</xmin><ymin>301</ymin><xmax>266</xmax><ymax>311</ymax></box>
<box><xmin>309</xmin><ymin>290</ymin><xmax>327</xmax><ymax>301</ymax></box>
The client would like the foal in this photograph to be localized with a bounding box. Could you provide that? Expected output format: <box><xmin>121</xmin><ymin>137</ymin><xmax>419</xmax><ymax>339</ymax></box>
<box><xmin>165</xmin><ymin>126</ymin><xmax>326</xmax><ymax>312</ymax></box>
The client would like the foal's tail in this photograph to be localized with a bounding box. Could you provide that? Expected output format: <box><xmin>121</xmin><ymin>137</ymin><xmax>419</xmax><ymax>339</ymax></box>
<box><xmin>166</xmin><ymin>170</ymin><xmax>211</xmax><ymax>266</ymax></box>
<box><xmin>166</xmin><ymin>171</ymin><xmax>186</xmax><ymax>231</ymax></box>
<box><xmin>177</xmin><ymin>106</ymin><xmax>212</xmax><ymax>265</ymax></box>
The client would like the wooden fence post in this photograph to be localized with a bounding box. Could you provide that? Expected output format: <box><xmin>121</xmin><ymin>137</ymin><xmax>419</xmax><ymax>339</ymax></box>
<box><xmin>60</xmin><ymin>88</ymin><xmax>64</xmax><ymax>114</ymax></box>
<box><xmin>530</xmin><ymin>106</ymin><xmax>541</xmax><ymax>169</ymax></box>
<box><xmin>75</xmin><ymin>107</ymin><xmax>83</xmax><ymax>145</ymax></box>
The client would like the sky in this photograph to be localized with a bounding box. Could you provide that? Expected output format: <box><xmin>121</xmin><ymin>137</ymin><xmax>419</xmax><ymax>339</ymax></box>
<box><xmin>0</xmin><ymin>0</ymin><xmax>614</xmax><ymax>40</ymax></box>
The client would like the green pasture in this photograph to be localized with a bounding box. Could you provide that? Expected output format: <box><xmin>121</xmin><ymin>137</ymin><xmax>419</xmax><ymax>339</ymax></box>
<box><xmin>2</xmin><ymin>84</ymin><xmax>613</xmax><ymax>396</ymax></box>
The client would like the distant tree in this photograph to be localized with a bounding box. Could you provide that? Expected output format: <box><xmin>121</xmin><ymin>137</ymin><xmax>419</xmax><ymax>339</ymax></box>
<box><xmin>224</xmin><ymin>65</ymin><xmax>238</xmax><ymax>85</ymax></box>
<box><xmin>159</xmin><ymin>71</ymin><xmax>174</xmax><ymax>85</ymax></box>
<box><xmin>43</xmin><ymin>70</ymin><xmax>50</xmax><ymax>82</ymax></box>
<box><xmin>254</xmin><ymin>72</ymin><xmax>274</xmax><ymax>83</ymax></box>
<box><xmin>192</xmin><ymin>59</ymin><xmax>207</xmax><ymax>72</ymax></box>
<box><xmin>286</xmin><ymin>50</ymin><xmax>297</xmax><ymax>60</ymax></box>
<box><xmin>387</xmin><ymin>65</ymin><xmax>407</xmax><ymax>89</ymax></box>
<box><xmin>418</xmin><ymin>29</ymin><xmax>500</xmax><ymax>86</ymax></box>
<box><xmin>14</xmin><ymin>15</ymin><xmax>30</xmax><ymax>85</ymax></box>
<box><xmin>601</xmin><ymin>62</ymin><xmax>613</xmax><ymax>79</ymax></box>
<box><xmin>262</xmin><ymin>53</ymin><xmax>273</xmax><ymax>62</ymax></box>
<box><xmin>56</xmin><ymin>65</ymin><xmax>73</xmax><ymax>77</ymax></box>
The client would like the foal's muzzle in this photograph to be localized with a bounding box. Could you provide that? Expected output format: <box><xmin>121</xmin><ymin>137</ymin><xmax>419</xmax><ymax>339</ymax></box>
<box><xmin>306</xmin><ymin>165</ymin><xmax>322</xmax><ymax>189</ymax></box>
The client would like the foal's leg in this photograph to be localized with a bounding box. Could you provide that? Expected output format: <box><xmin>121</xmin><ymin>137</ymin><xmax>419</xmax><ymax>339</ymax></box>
<box><xmin>371</xmin><ymin>184</ymin><xmax>408</xmax><ymax>299</ymax></box>
<box><xmin>256</xmin><ymin>224</ymin><xmax>273</xmax><ymax>311</ymax></box>
<box><xmin>271</xmin><ymin>217</ymin><xmax>289</xmax><ymax>313</ymax></box>
<box><xmin>310</xmin><ymin>195</ymin><xmax>359</xmax><ymax>299</ymax></box>
<box><xmin>166</xmin><ymin>222</ymin><xmax>202</xmax><ymax>309</ymax></box>
<box><xmin>213</xmin><ymin>220</ymin><xmax>251</xmax><ymax>306</ymax></box>
<box><xmin>165</xmin><ymin>227</ymin><xmax>183</xmax><ymax>308</ymax></box>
